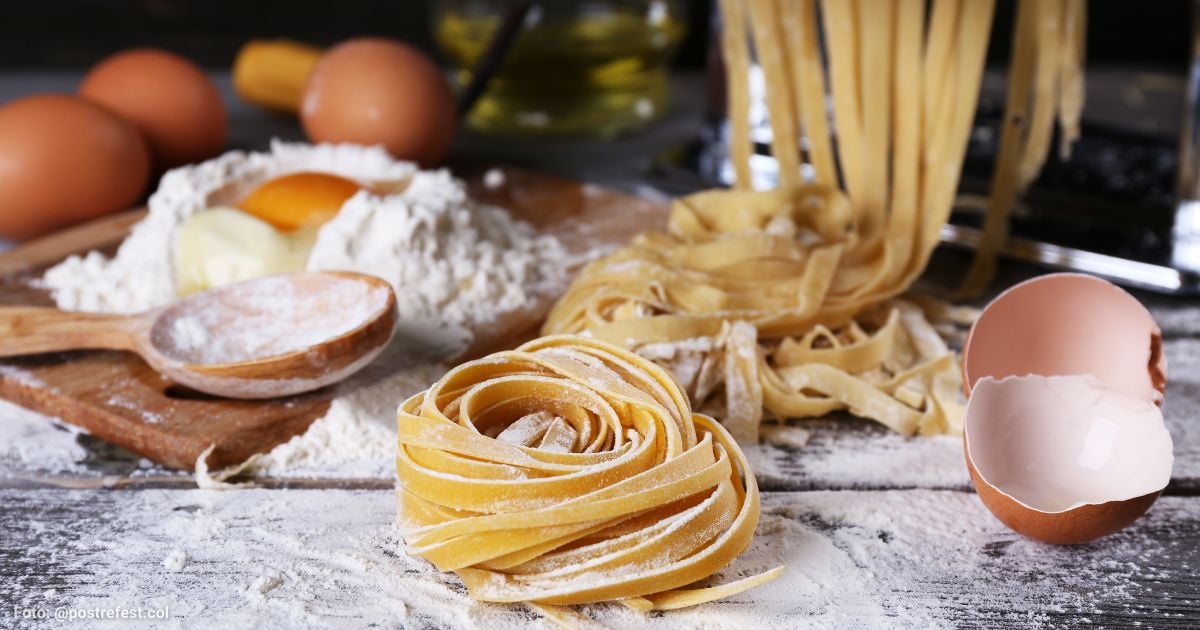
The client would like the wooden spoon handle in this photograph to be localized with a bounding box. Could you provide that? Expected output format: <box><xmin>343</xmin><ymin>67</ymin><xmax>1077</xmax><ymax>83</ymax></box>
<box><xmin>0</xmin><ymin>307</ymin><xmax>141</xmax><ymax>356</ymax></box>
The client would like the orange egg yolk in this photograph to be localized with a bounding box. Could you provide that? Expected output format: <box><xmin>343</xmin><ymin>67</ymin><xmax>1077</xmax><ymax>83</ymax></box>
<box><xmin>238</xmin><ymin>172</ymin><xmax>362</xmax><ymax>231</ymax></box>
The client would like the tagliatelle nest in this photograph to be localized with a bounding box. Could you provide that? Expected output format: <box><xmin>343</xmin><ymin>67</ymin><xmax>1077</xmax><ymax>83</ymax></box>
<box><xmin>395</xmin><ymin>335</ymin><xmax>782</xmax><ymax>624</ymax></box>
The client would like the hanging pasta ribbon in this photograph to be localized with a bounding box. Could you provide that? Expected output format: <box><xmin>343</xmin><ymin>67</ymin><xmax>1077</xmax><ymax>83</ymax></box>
<box><xmin>959</xmin><ymin>0</ymin><xmax>1087</xmax><ymax>295</ymax></box>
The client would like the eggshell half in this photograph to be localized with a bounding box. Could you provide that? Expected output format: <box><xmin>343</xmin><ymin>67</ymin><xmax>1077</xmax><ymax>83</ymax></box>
<box><xmin>964</xmin><ymin>375</ymin><xmax>1173</xmax><ymax>544</ymax></box>
<box><xmin>961</xmin><ymin>273</ymin><xmax>1165</xmax><ymax>402</ymax></box>
<box><xmin>961</xmin><ymin>273</ymin><xmax>1172</xmax><ymax>544</ymax></box>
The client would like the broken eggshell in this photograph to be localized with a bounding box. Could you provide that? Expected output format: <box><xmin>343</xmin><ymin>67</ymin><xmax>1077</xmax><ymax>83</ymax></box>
<box><xmin>964</xmin><ymin>374</ymin><xmax>1173</xmax><ymax>544</ymax></box>
<box><xmin>961</xmin><ymin>273</ymin><xmax>1173</xmax><ymax>544</ymax></box>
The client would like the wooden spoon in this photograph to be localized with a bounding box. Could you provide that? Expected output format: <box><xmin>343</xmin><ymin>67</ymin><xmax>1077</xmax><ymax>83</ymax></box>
<box><xmin>0</xmin><ymin>271</ymin><xmax>397</xmax><ymax>399</ymax></box>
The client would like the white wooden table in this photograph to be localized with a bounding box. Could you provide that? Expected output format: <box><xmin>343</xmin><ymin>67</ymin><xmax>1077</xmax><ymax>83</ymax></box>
<box><xmin>1</xmin><ymin>73</ymin><xmax>1198</xmax><ymax>629</ymax></box>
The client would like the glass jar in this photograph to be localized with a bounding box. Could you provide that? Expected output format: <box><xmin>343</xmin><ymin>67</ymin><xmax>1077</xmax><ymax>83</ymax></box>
<box><xmin>432</xmin><ymin>0</ymin><xmax>687</xmax><ymax>138</ymax></box>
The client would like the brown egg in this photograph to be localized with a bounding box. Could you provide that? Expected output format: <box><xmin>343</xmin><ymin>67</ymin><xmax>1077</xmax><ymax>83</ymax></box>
<box><xmin>301</xmin><ymin>38</ymin><xmax>456</xmax><ymax>166</ymax></box>
<box><xmin>961</xmin><ymin>273</ymin><xmax>1173</xmax><ymax>544</ymax></box>
<box><xmin>0</xmin><ymin>94</ymin><xmax>149</xmax><ymax>241</ymax></box>
<box><xmin>80</xmin><ymin>48</ymin><xmax>227</xmax><ymax>168</ymax></box>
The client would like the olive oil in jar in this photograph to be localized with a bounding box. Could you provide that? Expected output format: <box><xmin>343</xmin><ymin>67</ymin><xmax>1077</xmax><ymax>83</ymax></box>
<box><xmin>434</xmin><ymin>1</ymin><xmax>686</xmax><ymax>138</ymax></box>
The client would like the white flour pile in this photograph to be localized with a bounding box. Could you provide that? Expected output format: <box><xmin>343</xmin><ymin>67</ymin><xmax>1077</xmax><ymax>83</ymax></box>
<box><xmin>43</xmin><ymin>141</ymin><xmax>567</xmax><ymax>329</ymax></box>
<box><xmin>43</xmin><ymin>141</ymin><xmax>418</xmax><ymax>314</ymax></box>
<box><xmin>307</xmin><ymin>168</ymin><xmax>565</xmax><ymax>331</ymax></box>
<box><xmin>39</xmin><ymin>141</ymin><xmax>570</xmax><ymax>477</ymax></box>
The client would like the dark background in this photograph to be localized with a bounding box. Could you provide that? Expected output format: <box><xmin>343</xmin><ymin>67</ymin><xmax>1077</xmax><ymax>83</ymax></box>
<box><xmin>0</xmin><ymin>0</ymin><xmax>1190</xmax><ymax>73</ymax></box>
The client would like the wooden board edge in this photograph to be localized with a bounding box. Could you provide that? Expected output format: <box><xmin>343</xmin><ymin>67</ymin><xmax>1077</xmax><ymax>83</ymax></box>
<box><xmin>0</xmin><ymin>208</ymin><xmax>148</xmax><ymax>281</ymax></box>
<box><xmin>0</xmin><ymin>364</ymin><xmax>332</xmax><ymax>471</ymax></box>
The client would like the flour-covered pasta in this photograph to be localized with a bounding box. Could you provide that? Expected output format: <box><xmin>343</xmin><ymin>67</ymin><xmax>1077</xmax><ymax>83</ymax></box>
<box><xmin>395</xmin><ymin>335</ymin><xmax>782</xmax><ymax>623</ymax></box>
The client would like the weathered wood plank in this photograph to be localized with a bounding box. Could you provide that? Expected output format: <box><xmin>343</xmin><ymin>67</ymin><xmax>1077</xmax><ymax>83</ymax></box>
<box><xmin>747</xmin><ymin>335</ymin><xmax>1200</xmax><ymax>493</ymax></box>
<box><xmin>0</xmin><ymin>488</ymin><xmax>1195</xmax><ymax>629</ymax></box>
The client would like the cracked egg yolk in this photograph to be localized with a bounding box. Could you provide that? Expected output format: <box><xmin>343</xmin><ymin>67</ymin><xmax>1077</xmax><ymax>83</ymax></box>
<box><xmin>239</xmin><ymin>172</ymin><xmax>362</xmax><ymax>231</ymax></box>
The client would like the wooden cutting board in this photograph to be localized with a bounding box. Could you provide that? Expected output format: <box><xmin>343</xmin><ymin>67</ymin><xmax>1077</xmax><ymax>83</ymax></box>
<box><xmin>0</xmin><ymin>167</ymin><xmax>669</xmax><ymax>471</ymax></box>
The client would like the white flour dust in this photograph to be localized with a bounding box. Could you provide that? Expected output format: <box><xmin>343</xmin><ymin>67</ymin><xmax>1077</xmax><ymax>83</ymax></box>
<box><xmin>0</xmin><ymin>398</ymin><xmax>88</xmax><ymax>476</ymax></box>
<box><xmin>247</xmin><ymin>319</ymin><xmax>468</xmax><ymax>479</ymax></box>
<box><xmin>12</xmin><ymin>488</ymin><xmax>1193</xmax><ymax>629</ymax></box>
<box><xmin>745</xmin><ymin>419</ymin><xmax>971</xmax><ymax>490</ymax></box>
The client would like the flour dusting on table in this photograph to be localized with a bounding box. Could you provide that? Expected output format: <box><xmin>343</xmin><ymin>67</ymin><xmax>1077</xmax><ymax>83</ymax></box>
<box><xmin>0</xmin><ymin>399</ymin><xmax>88</xmax><ymax>475</ymax></box>
<box><xmin>248</xmin><ymin>319</ymin><xmax>467</xmax><ymax>479</ymax></box>
<box><xmin>12</xmin><ymin>487</ymin><xmax>1191</xmax><ymax>629</ymax></box>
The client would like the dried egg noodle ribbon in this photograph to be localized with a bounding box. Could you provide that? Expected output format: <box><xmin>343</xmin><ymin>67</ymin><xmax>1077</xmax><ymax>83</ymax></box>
<box><xmin>396</xmin><ymin>335</ymin><xmax>783</xmax><ymax>620</ymax></box>
<box><xmin>545</xmin><ymin>0</ymin><xmax>1079</xmax><ymax>440</ymax></box>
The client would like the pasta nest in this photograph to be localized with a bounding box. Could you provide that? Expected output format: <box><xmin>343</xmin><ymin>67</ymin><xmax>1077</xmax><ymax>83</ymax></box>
<box><xmin>395</xmin><ymin>335</ymin><xmax>781</xmax><ymax>617</ymax></box>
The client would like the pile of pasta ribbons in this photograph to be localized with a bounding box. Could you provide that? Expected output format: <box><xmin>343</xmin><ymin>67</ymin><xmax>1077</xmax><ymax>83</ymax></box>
<box><xmin>545</xmin><ymin>189</ymin><xmax>969</xmax><ymax>440</ymax></box>
<box><xmin>545</xmin><ymin>0</ymin><xmax>1085</xmax><ymax>440</ymax></box>
<box><xmin>396</xmin><ymin>336</ymin><xmax>782</xmax><ymax>622</ymax></box>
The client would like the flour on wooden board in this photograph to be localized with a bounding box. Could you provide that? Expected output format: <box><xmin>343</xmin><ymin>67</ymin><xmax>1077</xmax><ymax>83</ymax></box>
<box><xmin>42</xmin><ymin>141</ymin><xmax>417</xmax><ymax>314</ymax></box>
<box><xmin>35</xmin><ymin>141</ymin><xmax>570</xmax><ymax>477</ymax></box>
<box><xmin>11</xmin><ymin>488</ymin><xmax>1194</xmax><ymax>629</ymax></box>
<box><xmin>43</xmin><ymin>141</ymin><xmax>568</xmax><ymax>330</ymax></box>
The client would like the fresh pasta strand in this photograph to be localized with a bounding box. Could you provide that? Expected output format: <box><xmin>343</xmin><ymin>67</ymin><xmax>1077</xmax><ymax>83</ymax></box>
<box><xmin>955</xmin><ymin>0</ymin><xmax>1039</xmax><ymax>295</ymax></box>
<box><xmin>718</xmin><ymin>0</ymin><xmax>754</xmax><ymax>188</ymax></box>
<box><xmin>923</xmin><ymin>0</ymin><xmax>963</xmax><ymax>149</ymax></box>
<box><xmin>395</xmin><ymin>335</ymin><xmax>782</xmax><ymax>618</ymax></box>
<box><xmin>913</xmin><ymin>0</ymin><xmax>996</xmax><ymax>277</ymax></box>
<box><xmin>821</xmin><ymin>0</ymin><xmax>866</xmax><ymax>206</ymax></box>
<box><xmin>782</xmin><ymin>0</ymin><xmax>837</xmax><ymax>187</ymax></box>
<box><xmin>748</xmin><ymin>0</ymin><xmax>804</xmax><ymax>188</ymax></box>
<box><xmin>876</xmin><ymin>0</ymin><xmax>925</xmax><ymax>293</ymax></box>
<box><xmin>855</xmin><ymin>0</ymin><xmax>895</xmax><ymax>246</ymax></box>
<box><xmin>1058</xmin><ymin>0</ymin><xmax>1087</xmax><ymax>159</ymax></box>
<box><xmin>959</xmin><ymin>0</ymin><xmax>1081</xmax><ymax>296</ymax></box>
<box><xmin>1018</xmin><ymin>0</ymin><xmax>1067</xmax><ymax>188</ymax></box>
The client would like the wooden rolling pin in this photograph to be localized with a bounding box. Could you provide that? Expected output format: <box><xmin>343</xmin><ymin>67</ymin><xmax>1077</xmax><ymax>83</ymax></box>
<box><xmin>232</xmin><ymin>39</ymin><xmax>323</xmax><ymax>113</ymax></box>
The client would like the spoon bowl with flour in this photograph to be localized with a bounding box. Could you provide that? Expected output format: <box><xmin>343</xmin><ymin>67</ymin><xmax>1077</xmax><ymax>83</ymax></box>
<box><xmin>0</xmin><ymin>272</ymin><xmax>397</xmax><ymax>399</ymax></box>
